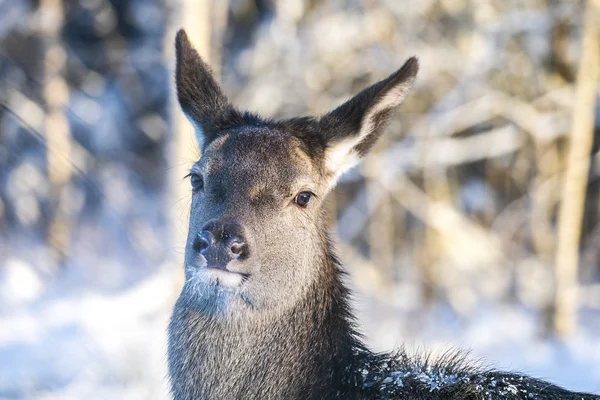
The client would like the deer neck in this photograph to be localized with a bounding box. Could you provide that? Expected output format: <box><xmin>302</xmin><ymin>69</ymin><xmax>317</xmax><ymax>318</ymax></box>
<box><xmin>168</xmin><ymin>237</ymin><xmax>364</xmax><ymax>400</ymax></box>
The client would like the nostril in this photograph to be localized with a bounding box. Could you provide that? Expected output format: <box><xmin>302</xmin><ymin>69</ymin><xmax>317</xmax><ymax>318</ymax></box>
<box><xmin>229</xmin><ymin>240</ymin><xmax>246</xmax><ymax>258</ymax></box>
<box><xmin>193</xmin><ymin>233</ymin><xmax>211</xmax><ymax>254</ymax></box>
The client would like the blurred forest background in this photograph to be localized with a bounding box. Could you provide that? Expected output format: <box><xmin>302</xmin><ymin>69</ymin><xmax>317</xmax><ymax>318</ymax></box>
<box><xmin>1</xmin><ymin>0</ymin><xmax>599</xmax><ymax>398</ymax></box>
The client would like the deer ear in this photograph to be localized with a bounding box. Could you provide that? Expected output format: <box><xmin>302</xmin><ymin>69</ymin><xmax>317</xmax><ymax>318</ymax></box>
<box><xmin>319</xmin><ymin>57</ymin><xmax>418</xmax><ymax>183</ymax></box>
<box><xmin>175</xmin><ymin>29</ymin><xmax>233</xmax><ymax>150</ymax></box>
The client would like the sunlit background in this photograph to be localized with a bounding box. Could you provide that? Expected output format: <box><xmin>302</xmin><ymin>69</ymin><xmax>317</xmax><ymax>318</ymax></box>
<box><xmin>1</xmin><ymin>0</ymin><xmax>599</xmax><ymax>398</ymax></box>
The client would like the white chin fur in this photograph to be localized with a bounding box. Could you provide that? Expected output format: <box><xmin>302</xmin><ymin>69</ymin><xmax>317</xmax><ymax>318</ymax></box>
<box><xmin>189</xmin><ymin>266</ymin><xmax>244</xmax><ymax>288</ymax></box>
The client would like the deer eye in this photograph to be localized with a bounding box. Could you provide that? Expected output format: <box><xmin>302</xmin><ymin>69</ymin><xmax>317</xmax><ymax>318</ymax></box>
<box><xmin>190</xmin><ymin>173</ymin><xmax>204</xmax><ymax>191</ymax></box>
<box><xmin>293</xmin><ymin>191</ymin><xmax>313</xmax><ymax>208</ymax></box>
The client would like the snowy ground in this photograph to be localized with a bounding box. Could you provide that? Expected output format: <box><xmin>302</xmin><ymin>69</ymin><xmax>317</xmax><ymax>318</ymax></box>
<box><xmin>356</xmin><ymin>288</ymin><xmax>600</xmax><ymax>394</ymax></box>
<box><xmin>0</xmin><ymin>263</ymin><xmax>174</xmax><ymax>400</ymax></box>
<box><xmin>1</xmin><ymin>258</ymin><xmax>599</xmax><ymax>399</ymax></box>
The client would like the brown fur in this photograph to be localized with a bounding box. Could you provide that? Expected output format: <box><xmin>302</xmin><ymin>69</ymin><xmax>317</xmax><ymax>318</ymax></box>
<box><xmin>168</xmin><ymin>30</ymin><xmax>598</xmax><ymax>400</ymax></box>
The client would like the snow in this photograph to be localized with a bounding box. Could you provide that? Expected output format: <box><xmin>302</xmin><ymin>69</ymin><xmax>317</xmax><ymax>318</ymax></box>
<box><xmin>355</xmin><ymin>286</ymin><xmax>600</xmax><ymax>394</ymax></box>
<box><xmin>0</xmin><ymin>258</ymin><xmax>598</xmax><ymax>398</ymax></box>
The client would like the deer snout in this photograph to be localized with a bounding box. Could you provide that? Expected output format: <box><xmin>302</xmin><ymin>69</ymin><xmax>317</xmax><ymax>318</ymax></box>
<box><xmin>193</xmin><ymin>221</ymin><xmax>249</xmax><ymax>269</ymax></box>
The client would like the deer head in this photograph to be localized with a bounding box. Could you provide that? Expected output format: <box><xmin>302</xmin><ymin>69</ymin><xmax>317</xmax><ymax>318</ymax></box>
<box><xmin>175</xmin><ymin>29</ymin><xmax>418</xmax><ymax>316</ymax></box>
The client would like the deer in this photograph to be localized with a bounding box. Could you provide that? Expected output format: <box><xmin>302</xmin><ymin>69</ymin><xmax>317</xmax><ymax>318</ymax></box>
<box><xmin>167</xmin><ymin>30</ymin><xmax>599</xmax><ymax>400</ymax></box>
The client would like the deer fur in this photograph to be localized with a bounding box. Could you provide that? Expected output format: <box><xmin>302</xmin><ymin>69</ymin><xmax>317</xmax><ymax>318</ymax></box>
<box><xmin>168</xmin><ymin>29</ymin><xmax>599</xmax><ymax>400</ymax></box>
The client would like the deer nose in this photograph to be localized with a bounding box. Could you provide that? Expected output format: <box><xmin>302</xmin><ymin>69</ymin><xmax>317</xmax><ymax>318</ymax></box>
<box><xmin>193</xmin><ymin>221</ymin><xmax>249</xmax><ymax>268</ymax></box>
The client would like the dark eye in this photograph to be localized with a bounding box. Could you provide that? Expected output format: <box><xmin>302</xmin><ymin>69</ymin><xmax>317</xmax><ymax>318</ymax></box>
<box><xmin>190</xmin><ymin>173</ymin><xmax>204</xmax><ymax>191</ymax></box>
<box><xmin>293</xmin><ymin>191</ymin><xmax>312</xmax><ymax>208</ymax></box>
